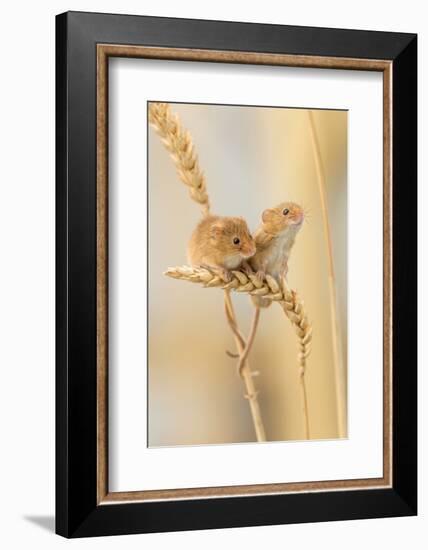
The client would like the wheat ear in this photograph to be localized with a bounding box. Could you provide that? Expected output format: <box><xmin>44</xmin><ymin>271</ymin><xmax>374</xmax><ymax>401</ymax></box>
<box><xmin>150</xmin><ymin>102</ymin><xmax>265</xmax><ymax>439</ymax></box>
<box><xmin>280</xmin><ymin>288</ymin><xmax>312</xmax><ymax>439</ymax></box>
<box><xmin>165</xmin><ymin>266</ymin><xmax>286</xmax><ymax>299</ymax></box>
<box><xmin>165</xmin><ymin>266</ymin><xmax>313</xmax><ymax>438</ymax></box>
<box><xmin>148</xmin><ymin>102</ymin><xmax>210</xmax><ymax>216</ymax></box>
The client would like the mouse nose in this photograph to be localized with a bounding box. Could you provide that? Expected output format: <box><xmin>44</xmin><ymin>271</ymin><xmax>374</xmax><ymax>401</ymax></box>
<box><xmin>245</xmin><ymin>244</ymin><xmax>256</xmax><ymax>257</ymax></box>
<box><xmin>293</xmin><ymin>211</ymin><xmax>304</xmax><ymax>224</ymax></box>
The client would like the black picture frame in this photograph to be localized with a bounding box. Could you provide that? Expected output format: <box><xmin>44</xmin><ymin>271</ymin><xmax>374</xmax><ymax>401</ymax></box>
<box><xmin>56</xmin><ymin>10</ymin><xmax>417</xmax><ymax>538</ymax></box>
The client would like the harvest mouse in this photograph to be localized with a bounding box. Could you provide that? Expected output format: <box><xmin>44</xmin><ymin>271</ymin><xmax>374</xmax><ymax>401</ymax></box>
<box><xmin>250</xmin><ymin>201</ymin><xmax>304</xmax><ymax>307</ymax></box>
<box><xmin>187</xmin><ymin>215</ymin><xmax>256</xmax><ymax>282</ymax></box>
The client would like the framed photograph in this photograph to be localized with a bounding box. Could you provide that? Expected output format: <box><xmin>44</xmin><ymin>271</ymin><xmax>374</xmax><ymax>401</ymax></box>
<box><xmin>56</xmin><ymin>11</ymin><xmax>417</xmax><ymax>537</ymax></box>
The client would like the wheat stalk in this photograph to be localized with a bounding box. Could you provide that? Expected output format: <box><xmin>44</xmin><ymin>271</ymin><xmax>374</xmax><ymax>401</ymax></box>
<box><xmin>148</xmin><ymin>102</ymin><xmax>210</xmax><ymax>215</ymax></box>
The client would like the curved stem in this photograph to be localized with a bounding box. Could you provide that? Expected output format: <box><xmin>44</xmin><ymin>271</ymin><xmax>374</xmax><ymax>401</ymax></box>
<box><xmin>224</xmin><ymin>290</ymin><xmax>266</xmax><ymax>442</ymax></box>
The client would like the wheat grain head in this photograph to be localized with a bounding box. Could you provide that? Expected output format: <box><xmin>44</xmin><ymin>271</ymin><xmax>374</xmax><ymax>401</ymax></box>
<box><xmin>164</xmin><ymin>266</ymin><xmax>312</xmax><ymax>375</ymax></box>
<box><xmin>149</xmin><ymin>102</ymin><xmax>210</xmax><ymax>215</ymax></box>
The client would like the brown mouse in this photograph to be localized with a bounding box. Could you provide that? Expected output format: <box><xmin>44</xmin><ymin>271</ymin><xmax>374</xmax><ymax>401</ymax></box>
<box><xmin>250</xmin><ymin>201</ymin><xmax>304</xmax><ymax>307</ymax></box>
<box><xmin>188</xmin><ymin>215</ymin><xmax>256</xmax><ymax>281</ymax></box>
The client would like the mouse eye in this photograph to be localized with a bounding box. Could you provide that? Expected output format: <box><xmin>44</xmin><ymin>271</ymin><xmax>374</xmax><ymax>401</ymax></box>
<box><xmin>233</xmin><ymin>237</ymin><xmax>240</xmax><ymax>245</ymax></box>
<box><xmin>282</xmin><ymin>208</ymin><xmax>290</xmax><ymax>216</ymax></box>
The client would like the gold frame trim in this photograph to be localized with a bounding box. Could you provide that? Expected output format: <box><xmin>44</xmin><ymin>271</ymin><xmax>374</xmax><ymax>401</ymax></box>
<box><xmin>96</xmin><ymin>44</ymin><xmax>393</xmax><ymax>505</ymax></box>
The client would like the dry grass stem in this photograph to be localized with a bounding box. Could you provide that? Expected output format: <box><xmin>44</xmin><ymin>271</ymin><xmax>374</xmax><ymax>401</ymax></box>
<box><xmin>149</xmin><ymin>102</ymin><xmax>210</xmax><ymax>215</ymax></box>
<box><xmin>308</xmin><ymin>110</ymin><xmax>346</xmax><ymax>438</ymax></box>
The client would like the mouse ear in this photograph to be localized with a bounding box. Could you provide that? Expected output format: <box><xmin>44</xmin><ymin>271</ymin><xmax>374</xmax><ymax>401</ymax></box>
<box><xmin>211</xmin><ymin>224</ymin><xmax>224</xmax><ymax>238</ymax></box>
<box><xmin>262</xmin><ymin>208</ymin><xmax>275</xmax><ymax>223</ymax></box>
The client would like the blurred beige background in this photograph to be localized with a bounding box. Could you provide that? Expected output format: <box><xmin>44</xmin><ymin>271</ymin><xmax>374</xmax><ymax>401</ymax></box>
<box><xmin>148</xmin><ymin>102</ymin><xmax>347</xmax><ymax>446</ymax></box>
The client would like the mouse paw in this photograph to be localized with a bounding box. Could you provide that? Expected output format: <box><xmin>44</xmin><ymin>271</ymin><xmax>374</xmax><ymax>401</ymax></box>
<box><xmin>255</xmin><ymin>270</ymin><xmax>266</xmax><ymax>284</ymax></box>
<box><xmin>220</xmin><ymin>268</ymin><xmax>233</xmax><ymax>282</ymax></box>
<box><xmin>241</xmin><ymin>261</ymin><xmax>254</xmax><ymax>276</ymax></box>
